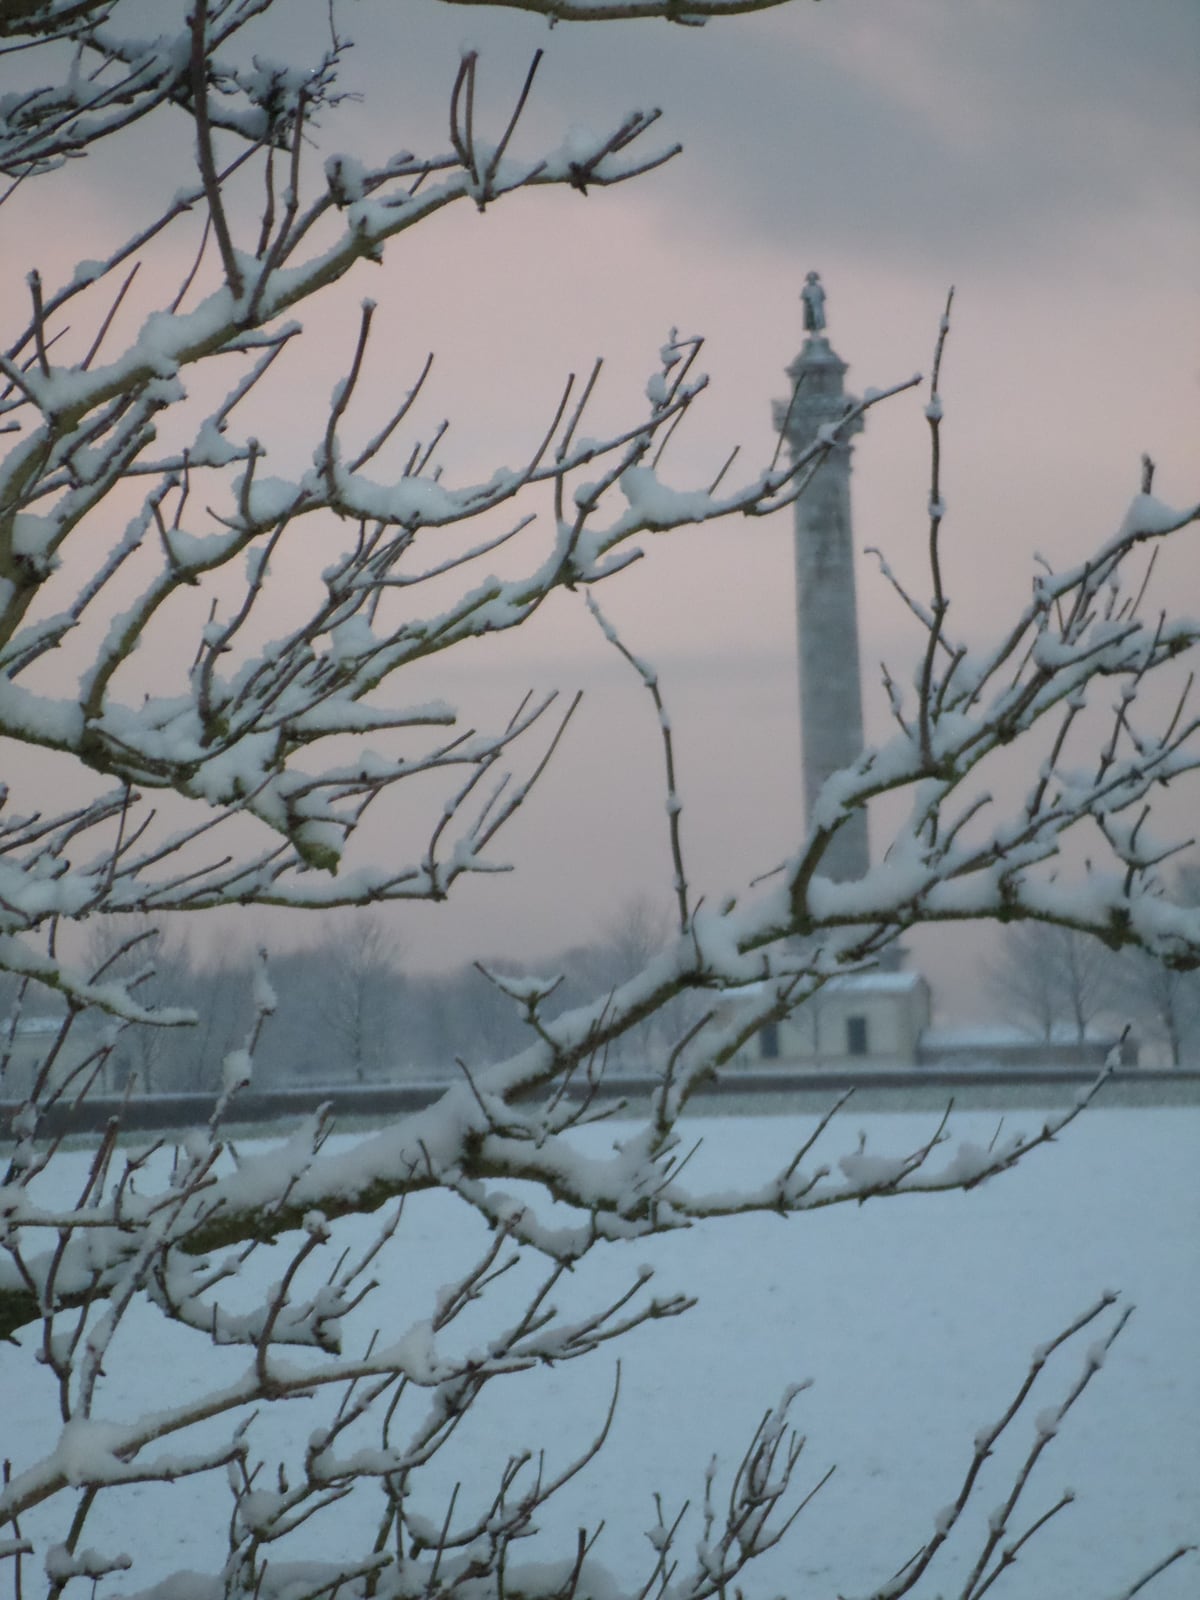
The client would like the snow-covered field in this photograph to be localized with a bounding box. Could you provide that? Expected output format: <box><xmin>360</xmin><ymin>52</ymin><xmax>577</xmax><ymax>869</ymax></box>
<box><xmin>5</xmin><ymin>1104</ymin><xmax>1198</xmax><ymax>1598</ymax></box>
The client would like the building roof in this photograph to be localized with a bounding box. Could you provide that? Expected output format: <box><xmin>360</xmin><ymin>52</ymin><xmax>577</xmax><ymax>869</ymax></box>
<box><xmin>730</xmin><ymin>972</ymin><xmax>929</xmax><ymax>999</ymax></box>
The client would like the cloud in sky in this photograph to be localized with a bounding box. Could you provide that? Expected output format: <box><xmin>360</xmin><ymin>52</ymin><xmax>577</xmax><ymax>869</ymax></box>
<box><xmin>58</xmin><ymin>1</ymin><xmax>1197</xmax><ymax>283</ymax></box>
<box><xmin>350</xmin><ymin>0</ymin><xmax>1200</xmax><ymax>270</ymax></box>
<box><xmin>3</xmin><ymin>1</ymin><xmax>1198</xmax><ymax>1011</ymax></box>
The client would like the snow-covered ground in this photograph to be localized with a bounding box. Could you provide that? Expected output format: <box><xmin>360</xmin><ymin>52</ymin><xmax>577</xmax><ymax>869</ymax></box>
<box><xmin>5</xmin><ymin>1105</ymin><xmax>1197</xmax><ymax>1598</ymax></box>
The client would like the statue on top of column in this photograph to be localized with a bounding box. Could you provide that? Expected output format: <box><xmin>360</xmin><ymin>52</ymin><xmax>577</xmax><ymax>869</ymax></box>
<box><xmin>801</xmin><ymin>270</ymin><xmax>827</xmax><ymax>335</ymax></box>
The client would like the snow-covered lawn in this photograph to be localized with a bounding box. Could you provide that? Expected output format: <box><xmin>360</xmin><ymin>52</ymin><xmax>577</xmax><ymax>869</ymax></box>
<box><xmin>5</xmin><ymin>1104</ymin><xmax>1197</xmax><ymax>1598</ymax></box>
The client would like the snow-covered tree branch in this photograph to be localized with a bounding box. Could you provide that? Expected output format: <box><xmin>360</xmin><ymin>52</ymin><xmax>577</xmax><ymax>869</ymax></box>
<box><xmin>435</xmin><ymin>0</ymin><xmax>806</xmax><ymax>21</ymax></box>
<box><xmin>1</xmin><ymin>3</ymin><xmax>1198</xmax><ymax>1597</ymax></box>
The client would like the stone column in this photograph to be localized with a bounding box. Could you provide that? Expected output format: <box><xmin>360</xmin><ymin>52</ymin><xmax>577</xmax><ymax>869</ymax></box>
<box><xmin>773</xmin><ymin>285</ymin><xmax>870</xmax><ymax>882</ymax></box>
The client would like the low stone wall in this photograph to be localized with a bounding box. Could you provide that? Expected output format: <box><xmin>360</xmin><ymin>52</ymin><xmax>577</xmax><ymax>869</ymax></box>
<box><xmin>4</xmin><ymin>1067</ymin><xmax>1197</xmax><ymax>1139</ymax></box>
<box><xmin>695</xmin><ymin>1074</ymin><xmax>1200</xmax><ymax>1117</ymax></box>
<box><xmin>917</xmin><ymin>1039</ymin><xmax>1128</xmax><ymax>1071</ymax></box>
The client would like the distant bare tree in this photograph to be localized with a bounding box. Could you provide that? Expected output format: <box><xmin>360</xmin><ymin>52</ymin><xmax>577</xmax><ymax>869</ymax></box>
<box><xmin>1103</xmin><ymin>866</ymin><xmax>1200</xmax><ymax>1064</ymax></box>
<box><xmin>550</xmin><ymin>897</ymin><xmax>701</xmax><ymax>1066</ymax></box>
<box><xmin>321</xmin><ymin>913</ymin><xmax>406</xmax><ymax>1081</ymax></box>
<box><xmin>173</xmin><ymin>955</ymin><xmax>252</xmax><ymax>1091</ymax></box>
<box><xmin>1110</xmin><ymin>951</ymin><xmax>1198</xmax><ymax>1065</ymax></box>
<box><xmin>988</xmin><ymin>923</ymin><xmax>1114</xmax><ymax>1043</ymax></box>
<box><xmin>82</xmin><ymin>916</ymin><xmax>195</xmax><ymax>1092</ymax></box>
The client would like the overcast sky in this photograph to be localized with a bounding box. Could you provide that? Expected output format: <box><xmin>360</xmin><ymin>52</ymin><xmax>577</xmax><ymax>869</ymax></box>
<box><xmin>6</xmin><ymin>1</ymin><xmax>1199</xmax><ymax>1018</ymax></box>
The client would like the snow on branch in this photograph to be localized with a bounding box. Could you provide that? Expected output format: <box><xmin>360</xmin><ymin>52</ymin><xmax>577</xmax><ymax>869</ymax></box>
<box><xmin>437</xmin><ymin>0</ymin><xmax>807</xmax><ymax>22</ymax></box>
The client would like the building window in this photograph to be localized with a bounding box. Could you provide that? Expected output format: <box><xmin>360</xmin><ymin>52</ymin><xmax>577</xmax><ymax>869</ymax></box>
<box><xmin>846</xmin><ymin>1015</ymin><xmax>869</xmax><ymax>1057</ymax></box>
<box><xmin>760</xmin><ymin>1021</ymin><xmax>780</xmax><ymax>1060</ymax></box>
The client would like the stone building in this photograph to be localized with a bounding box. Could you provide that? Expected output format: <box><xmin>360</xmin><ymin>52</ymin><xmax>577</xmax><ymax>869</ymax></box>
<box><xmin>757</xmin><ymin>971</ymin><xmax>933</xmax><ymax>1068</ymax></box>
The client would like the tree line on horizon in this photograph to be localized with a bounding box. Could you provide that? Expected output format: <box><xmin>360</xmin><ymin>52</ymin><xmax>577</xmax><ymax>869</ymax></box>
<box><xmin>5</xmin><ymin>876</ymin><xmax>1198</xmax><ymax>1101</ymax></box>
<box><xmin>1</xmin><ymin>902</ymin><xmax>703</xmax><ymax>1096</ymax></box>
